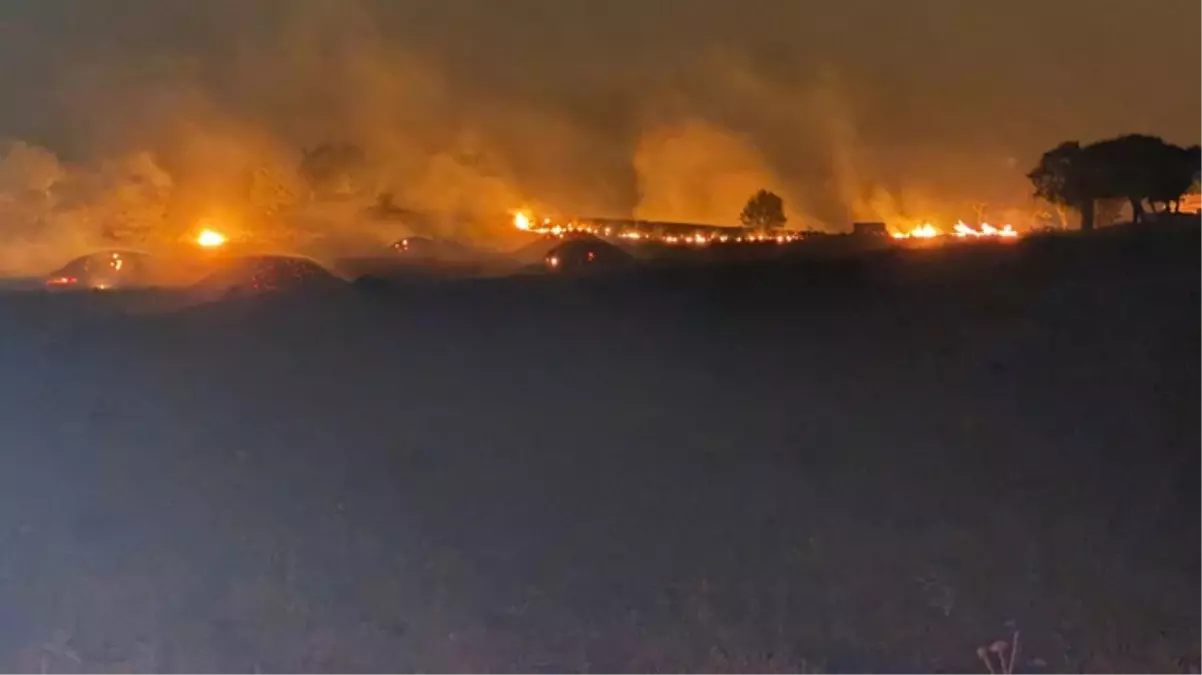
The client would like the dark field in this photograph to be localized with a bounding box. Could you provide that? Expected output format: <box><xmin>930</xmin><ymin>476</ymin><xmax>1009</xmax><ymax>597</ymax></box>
<box><xmin>0</xmin><ymin>226</ymin><xmax>1198</xmax><ymax>672</ymax></box>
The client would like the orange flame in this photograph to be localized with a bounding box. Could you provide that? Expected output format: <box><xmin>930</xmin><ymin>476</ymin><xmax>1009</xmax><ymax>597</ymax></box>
<box><xmin>953</xmin><ymin>221</ymin><xmax>1018</xmax><ymax>238</ymax></box>
<box><xmin>893</xmin><ymin>221</ymin><xmax>1019</xmax><ymax>240</ymax></box>
<box><xmin>510</xmin><ymin>208</ymin><xmax>802</xmax><ymax>245</ymax></box>
<box><xmin>891</xmin><ymin>223</ymin><xmax>942</xmax><ymax>239</ymax></box>
<box><xmin>196</xmin><ymin>228</ymin><xmax>227</xmax><ymax>248</ymax></box>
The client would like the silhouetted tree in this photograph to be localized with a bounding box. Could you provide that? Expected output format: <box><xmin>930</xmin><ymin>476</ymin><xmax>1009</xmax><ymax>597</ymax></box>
<box><xmin>1148</xmin><ymin>144</ymin><xmax>1200</xmax><ymax>213</ymax></box>
<box><xmin>1087</xmin><ymin>134</ymin><xmax>1161</xmax><ymax>223</ymax></box>
<box><xmin>970</xmin><ymin>201</ymin><xmax>988</xmax><ymax>226</ymax></box>
<box><xmin>1029</xmin><ymin>135</ymin><xmax>1200</xmax><ymax>230</ymax></box>
<box><xmin>739</xmin><ymin>189</ymin><xmax>787</xmax><ymax>231</ymax></box>
<box><xmin>1028</xmin><ymin>141</ymin><xmax>1099</xmax><ymax>231</ymax></box>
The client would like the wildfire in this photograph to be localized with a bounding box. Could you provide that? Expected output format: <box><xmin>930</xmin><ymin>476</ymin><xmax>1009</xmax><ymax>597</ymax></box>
<box><xmin>893</xmin><ymin>221</ymin><xmax>1019</xmax><ymax>240</ymax></box>
<box><xmin>196</xmin><ymin>228</ymin><xmax>228</xmax><ymax>248</ymax></box>
<box><xmin>514</xmin><ymin>206</ymin><xmax>1024</xmax><ymax>247</ymax></box>
<box><xmin>892</xmin><ymin>223</ymin><xmax>942</xmax><ymax>239</ymax></box>
<box><xmin>511</xmin><ymin>209</ymin><xmax>805</xmax><ymax>246</ymax></box>
<box><xmin>952</xmin><ymin>221</ymin><xmax>1018</xmax><ymax>238</ymax></box>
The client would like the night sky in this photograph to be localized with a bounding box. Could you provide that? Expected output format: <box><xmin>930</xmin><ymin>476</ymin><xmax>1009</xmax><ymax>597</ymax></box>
<box><xmin>0</xmin><ymin>0</ymin><xmax>1198</xmax><ymax>229</ymax></box>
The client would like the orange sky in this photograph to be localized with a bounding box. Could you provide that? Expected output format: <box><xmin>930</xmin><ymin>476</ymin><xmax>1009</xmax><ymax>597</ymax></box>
<box><xmin>0</xmin><ymin>0</ymin><xmax>1197</xmax><ymax>232</ymax></box>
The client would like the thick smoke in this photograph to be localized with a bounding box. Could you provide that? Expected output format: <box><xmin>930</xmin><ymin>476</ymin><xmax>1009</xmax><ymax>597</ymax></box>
<box><xmin>633</xmin><ymin>120</ymin><xmax>793</xmax><ymax>225</ymax></box>
<box><xmin>0</xmin><ymin>0</ymin><xmax>1196</xmax><ymax>272</ymax></box>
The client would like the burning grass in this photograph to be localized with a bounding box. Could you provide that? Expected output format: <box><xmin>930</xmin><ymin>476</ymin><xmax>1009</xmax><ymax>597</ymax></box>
<box><xmin>892</xmin><ymin>221</ymin><xmax>1020</xmax><ymax>240</ymax></box>
<box><xmin>510</xmin><ymin>210</ymin><xmax>803</xmax><ymax>246</ymax></box>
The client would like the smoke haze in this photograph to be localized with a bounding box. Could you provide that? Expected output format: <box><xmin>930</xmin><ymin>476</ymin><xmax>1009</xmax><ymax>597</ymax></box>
<box><xmin>0</xmin><ymin>0</ymin><xmax>1197</xmax><ymax>271</ymax></box>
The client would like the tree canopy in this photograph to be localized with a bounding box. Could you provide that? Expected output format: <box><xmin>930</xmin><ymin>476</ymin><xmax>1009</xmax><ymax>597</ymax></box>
<box><xmin>1029</xmin><ymin>135</ymin><xmax>1200</xmax><ymax>230</ymax></box>
<box><xmin>739</xmin><ymin>189</ymin><xmax>787</xmax><ymax>230</ymax></box>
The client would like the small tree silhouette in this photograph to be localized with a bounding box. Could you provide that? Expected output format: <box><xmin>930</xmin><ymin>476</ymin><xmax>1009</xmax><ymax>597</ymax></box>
<box><xmin>739</xmin><ymin>189</ymin><xmax>787</xmax><ymax>231</ymax></box>
<box><xmin>1029</xmin><ymin>141</ymin><xmax>1098</xmax><ymax>230</ymax></box>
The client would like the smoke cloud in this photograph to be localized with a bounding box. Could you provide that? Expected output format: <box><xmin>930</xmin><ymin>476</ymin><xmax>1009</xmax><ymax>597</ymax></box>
<box><xmin>0</xmin><ymin>0</ymin><xmax>1196</xmax><ymax>272</ymax></box>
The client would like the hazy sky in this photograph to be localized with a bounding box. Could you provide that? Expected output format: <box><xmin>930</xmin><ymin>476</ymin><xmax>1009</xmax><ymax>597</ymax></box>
<box><xmin>0</xmin><ymin>0</ymin><xmax>1198</xmax><ymax>231</ymax></box>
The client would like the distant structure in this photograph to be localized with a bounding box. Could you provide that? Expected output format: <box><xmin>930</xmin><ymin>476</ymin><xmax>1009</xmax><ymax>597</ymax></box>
<box><xmin>1179</xmin><ymin>194</ymin><xmax>1201</xmax><ymax>215</ymax></box>
<box><xmin>851</xmin><ymin>222</ymin><xmax>889</xmax><ymax>238</ymax></box>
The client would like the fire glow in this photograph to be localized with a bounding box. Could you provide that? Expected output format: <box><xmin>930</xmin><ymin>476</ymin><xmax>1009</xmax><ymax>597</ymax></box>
<box><xmin>892</xmin><ymin>221</ymin><xmax>1019</xmax><ymax>240</ymax></box>
<box><xmin>953</xmin><ymin>222</ymin><xmax>1018</xmax><ymax>238</ymax></box>
<box><xmin>511</xmin><ymin>211</ymin><xmax>802</xmax><ymax>245</ymax></box>
<box><xmin>514</xmin><ymin>210</ymin><xmax>1014</xmax><ymax>246</ymax></box>
<box><xmin>196</xmin><ymin>228</ymin><xmax>228</xmax><ymax>248</ymax></box>
<box><xmin>892</xmin><ymin>223</ymin><xmax>942</xmax><ymax>239</ymax></box>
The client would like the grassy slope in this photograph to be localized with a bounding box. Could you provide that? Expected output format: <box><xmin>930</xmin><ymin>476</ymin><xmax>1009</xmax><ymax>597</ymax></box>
<box><xmin>0</xmin><ymin>225</ymin><xmax>1197</xmax><ymax>672</ymax></box>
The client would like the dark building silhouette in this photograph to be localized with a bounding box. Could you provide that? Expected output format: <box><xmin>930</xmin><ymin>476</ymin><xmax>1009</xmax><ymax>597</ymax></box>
<box><xmin>852</xmin><ymin>222</ymin><xmax>889</xmax><ymax>238</ymax></box>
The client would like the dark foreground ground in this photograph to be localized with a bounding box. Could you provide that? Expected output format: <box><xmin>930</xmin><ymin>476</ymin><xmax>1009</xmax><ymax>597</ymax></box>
<box><xmin>0</xmin><ymin>225</ymin><xmax>1198</xmax><ymax>673</ymax></box>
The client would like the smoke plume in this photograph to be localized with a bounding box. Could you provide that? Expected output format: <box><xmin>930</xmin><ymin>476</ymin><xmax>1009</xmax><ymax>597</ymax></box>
<box><xmin>0</xmin><ymin>0</ymin><xmax>1195</xmax><ymax>272</ymax></box>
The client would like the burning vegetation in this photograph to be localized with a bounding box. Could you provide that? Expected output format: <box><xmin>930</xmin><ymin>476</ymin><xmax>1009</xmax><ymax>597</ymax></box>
<box><xmin>514</xmin><ymin>209</ymin><xmax>1022</xmax><ymax>248</ymax></box>
<box><xmin>891</xmin><ymin>221</ymin><xmax>1019</xmax><ymax>241</ymax></box>
<box><xmin>511</xmin><ymin>210</ymin><xmax>804</xmax><ymax>246</ymax></box>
